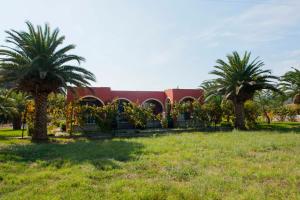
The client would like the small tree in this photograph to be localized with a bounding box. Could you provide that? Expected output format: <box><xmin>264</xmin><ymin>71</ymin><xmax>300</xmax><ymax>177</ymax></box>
<box><xmin>254</xmin><ymin>90</ymin><xmax>274</xmax><ymax>124</ymax></box>
<box><xmin>244</xmin><ymin>100</ymin><xmax>260</xmax><ymax>128</ymax></box>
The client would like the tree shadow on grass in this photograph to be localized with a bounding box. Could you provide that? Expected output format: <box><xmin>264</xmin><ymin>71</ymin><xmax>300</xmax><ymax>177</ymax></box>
<box><xmin>0</xmin><ymin>140</ymin><xmax>144</xmax><ymax>170</ymax></box>
<box><xmin>253</xmin><ymin>122</ymin><xmax>300</xmax><ymax>133</ymax></box>
<box><xmin>0</xmin><ymin>136</ymin><xmax>9</xmax><ymax>141</ymax></box>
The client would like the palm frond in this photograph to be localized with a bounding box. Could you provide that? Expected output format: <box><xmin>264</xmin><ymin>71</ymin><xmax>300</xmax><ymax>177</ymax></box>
<box><xmin>0</xmin><ymin>22</ymin><xmax>96</xmax><ymax>95</ymax></box>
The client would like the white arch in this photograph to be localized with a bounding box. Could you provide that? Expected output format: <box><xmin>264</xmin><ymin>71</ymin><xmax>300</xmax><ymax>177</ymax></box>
<box><xmin>142</xmin><ymin>98</ymin><xmax>164</xmax><ymax>110</ymax></box>
<box><xmin>179</xmin><ymin>96</ymin><xmax>196</xmax><ymax>103</ymax></box>
<box><xmin>113</xmin><ymin>97</ymin><xmax>133</xmax><ymax>104</ymax></box>
<box><xmin>79</xmin><ymin>95</ymin><xmax>105</xmax><ymax>105</ymax></box>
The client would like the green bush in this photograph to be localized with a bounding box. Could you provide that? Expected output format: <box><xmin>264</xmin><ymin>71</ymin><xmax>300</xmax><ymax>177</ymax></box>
<box><xmin>191</xmin><ymin>101</ymin><xmax>209</xmax><ymax>127</ymax></box>
<box><xmin>157</xmin><ymin>114</ymin><xmax>168</xmax><ymax>128</ymax></box>
<box><xmin>95</xmin><ymin>103</ymin><xmax>118</xmax><ymax>131</ymax></box>
<box><xmin>274</xmin><ymin>106</ymin><xmax>289</xmax><ymax>121</ymax></box>
<box><xmin>60</xmin><ymin>122</ymin><xmax>66</xmax><ymax>132</ymax></box>
<box><xmin>203</xmin><ymin>101</ymin><xmax>222</xmax><ymax>127</ymax></box>
<box><xmin>27</xmin><ymin>123</ymin><xmax>34</xmax><ymax>136</ymax></box>
<box><xmin>123</xmin><ymin>103</ymin><xmax>154</xmax><ymax>129</ymax></box>
<box><xmin>221</xmin><ymin>100</ymin><xmax>234</xmax><ymax>123</ymax></box>
<box><xmin>220</xmin><ymin>121</ymin><xmax>233</xmax><ymax>128</ymax></box>
<box><xmin>286</xmin><ymin>105</ymin><xmax>298</xmax><ymax>122</ymax></box>
<box><xmin>244</xmin><ymin>100</ymin><xmax>259</xmax><ymax>128</ymax></box>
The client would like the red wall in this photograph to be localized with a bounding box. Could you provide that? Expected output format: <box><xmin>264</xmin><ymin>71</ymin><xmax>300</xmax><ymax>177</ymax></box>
<box><xmin>67</xmin><ymin>87</ymin><xmax>204</xmax><ymax>111</ymax></box>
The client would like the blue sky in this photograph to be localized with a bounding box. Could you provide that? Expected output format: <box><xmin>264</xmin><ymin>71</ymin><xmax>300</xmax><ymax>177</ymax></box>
<box><xmin>0</xmin><ymin>0</ymin><xmax>299</xmax><ymax>90</ymax></box>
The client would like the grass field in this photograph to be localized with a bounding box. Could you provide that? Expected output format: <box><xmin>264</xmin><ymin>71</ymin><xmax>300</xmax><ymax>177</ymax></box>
<box><xmin>0</xmin><ymin>126</ymin><xmax>299</xmax><ymax>199</ymax></box>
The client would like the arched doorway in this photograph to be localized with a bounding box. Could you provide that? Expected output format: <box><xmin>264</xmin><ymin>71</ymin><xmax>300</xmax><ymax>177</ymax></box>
<box><xmin>79</xmin><ymin>96</ymin><xmax>104</xmax><ymax>125</ymax></box>
<box><xmin>79</xmin><ymin>96</ymin><xmax>104</xmax><ymax>107</ymax></box>
<box><xmin>179</xmin><ymin>96</ymin><xmax>196</xmax><ymax>120</ymax></box>
<box><xmin>142</xmin><ymin>99</ymin><xmax>164</xmax><ymax>128</ymax></box>
<box><xmin>114</xmin><ymin>98</ymin><xmax>132</xmax><ymax>129</ymax></box>
<box><xmin>142</xmin><ymin>99</ymin><xmax>164</xmax><ymax>115</ymax></box>
<box><xmin>115</xmin><ymin>98</ymin><xmax>131</xmax><ymax>113</ymax></box>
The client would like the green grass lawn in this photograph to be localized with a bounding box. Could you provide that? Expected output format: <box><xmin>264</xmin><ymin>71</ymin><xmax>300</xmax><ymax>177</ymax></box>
<box><xmin>0</xmin><ymin>128</ymin><xmax>27</xmax><ymax>137</ymax></box>
<box><xmin>0</xmin><ymin>127</ymin><xmax>299</xmax><ymax>199</ymax></box>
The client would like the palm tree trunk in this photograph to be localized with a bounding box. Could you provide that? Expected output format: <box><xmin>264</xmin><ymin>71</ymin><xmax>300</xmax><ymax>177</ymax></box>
<box><xmin>12</xmin><ymin>115</ymin><xmax>22</xmax><ymax>130</ymax></box>
<box><xmin>32</xmin><ymin>93</ymin><xmax>48</xmax><ymax>140</ymax></box>
<box><xmin>234</xmin><ymin>102</ymin><xmax>246</xmax><ymax>130</ymax></box>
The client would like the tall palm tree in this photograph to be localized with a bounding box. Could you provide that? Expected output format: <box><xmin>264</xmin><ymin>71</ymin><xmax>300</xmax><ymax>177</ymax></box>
<box><xmin>204</xmin><ymin>51</ymin><xmax>278</xmax><ymax>129</ymax></box>
<box><xmin>280</xmin><ymin>67</ymin><xmax>300</xmax><ymax>104</ymax></box>
<box><xmin>0</xmin><ymin>22</ymin><xmax>95</xmax><ymax>140</ymax></box>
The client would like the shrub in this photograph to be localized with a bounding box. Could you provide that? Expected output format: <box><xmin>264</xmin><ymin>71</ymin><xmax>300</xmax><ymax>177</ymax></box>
<box><xmin>123</xmin><ymin>103</ymin><xmax>154</xmax><ymax>129</ymax></box>
<box><xmin>244</xmin><ymin>100</ymin><xmax>259</xmax><ymax>128</ymax></box>
<box><xmin>27</xmin><ymin>123</ymin><xmax>34</xmax><ymax>136</ymax></box>
<box><xmin>274</xmin><ymin>106</ymin><xmax>289</xmax><ymax>121</ymax></box>
<box><xmin>95</xmin><ymin>103</ymin><xmax>118</xmax><ymax>131</ymax></box>
<box><xmin>156</xmin><ymin>114</ymin><xmax>168</xmax><ymax>128</ymax></box>
<box><xmin>220</xmin><ymin>121</ymin><xmax>233</xmax><ymax>128</ymax></box>
<box><xmin>221</xmin><ymin>100</ymin><xmax>234</xmax><ymax>123</ymax></box>
<box><xmin>203</xmin><ymin>101</ymin><xmax>222</xmax><ymax>127</ymax></box>
<box><xmin>60</xmin><ymin>122</ymin><xmax>66</xmax><ymax>132</ymax></box>
<box><xmin>286</xmin><ymin>105</ymin><xmax>298</xmax><ymax>122</ymax></box>
<box><xmin>191</xmin><ymin>101</ymin><xmax>209</xmax><ymax>127</ymax></box>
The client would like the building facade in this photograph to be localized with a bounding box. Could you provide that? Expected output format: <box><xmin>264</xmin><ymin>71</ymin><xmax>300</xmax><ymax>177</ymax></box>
<box><xmin>66</xmin><ymin>87</ymin><xmax>204</xmax><ymax>129</ymax></box>
<box><xmin>67</xmin><ymin>87</ymin><xmax>204</xmax><ymax>113</ymax></box>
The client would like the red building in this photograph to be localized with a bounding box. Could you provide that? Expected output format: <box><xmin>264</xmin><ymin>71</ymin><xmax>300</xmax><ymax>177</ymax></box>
<box><xmin>67</xmin><ymin>87</ymin><xmax>204</xmax><ymax>114</ymax></box>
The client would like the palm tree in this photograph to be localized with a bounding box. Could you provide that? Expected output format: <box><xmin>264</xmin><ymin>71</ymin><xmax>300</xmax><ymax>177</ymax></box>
<box><xmin>280</xmin><ymin>67</ymin><xmax>300</xmax><ymax>104</ymax></box>
<box><xmin>9</xmin><ymin>91</ymin><xmax>31</xmax><ymax>130</ymax></box>
<box><xmin>204</xmin><ymin>51</ymin><xmax>278</xmax><ymax>129</ymax></box>
<box><xmin>0</xmin><ymin>22</ymin><xmax>95</xmax><ymax>140</ymax></box>
<box><xmin>0</xmin><ymin>89</ymin><xmax>17</xmax><ymax>119</ymax></box>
